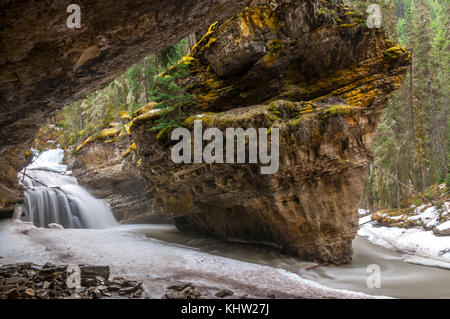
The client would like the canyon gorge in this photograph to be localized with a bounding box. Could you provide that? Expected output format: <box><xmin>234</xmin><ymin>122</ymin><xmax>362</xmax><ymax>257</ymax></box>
<box><xmin>0</xmin><ymin>0</ymin><xmax>410</xmax><ymax>268</ymax></box>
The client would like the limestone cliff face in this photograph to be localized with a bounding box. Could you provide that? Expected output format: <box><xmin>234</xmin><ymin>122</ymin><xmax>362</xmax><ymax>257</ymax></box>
<box><xmin>65</xmin><ymin>138</ymin><xmax>161</xmax><ymax>224</ymax></box>
<box><xmin>0</xmin><ymin>0</ymin><xmax>255</xmax><ymax>216</ymax></box>
<box><xmin>131</xmin><ymin>0</ymin><xmax>410</xmax><ymax>263</ymax></box>
<box><xmin>0</xmin><ymin>145</ymin><xmax>30</xmax><ymax>217</ymax></box>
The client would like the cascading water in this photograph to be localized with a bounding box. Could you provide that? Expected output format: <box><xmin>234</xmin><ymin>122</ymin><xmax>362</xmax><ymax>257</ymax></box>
<box><xmin>17</xmin><ymin>149</ymin><xmax>118</xmax><ymax>229</ymax></box>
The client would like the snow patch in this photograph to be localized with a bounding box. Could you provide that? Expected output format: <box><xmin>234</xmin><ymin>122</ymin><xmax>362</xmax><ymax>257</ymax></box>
<box><xmin>359</xmin><ymin>221</ymin><xmax>450</xmax><ymax>268</ymax></box>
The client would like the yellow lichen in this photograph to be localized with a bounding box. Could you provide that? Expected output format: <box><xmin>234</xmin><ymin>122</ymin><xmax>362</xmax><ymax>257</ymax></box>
<box><xmin>190</xmin><ymin>21</ymin><xmax>219</xmax><ymax>55</ymax></box>
<box><xmin>76</xmin><ymin>144</ymin><xmax>84</xmax><ymax>152</ymax></box>
<box><xmin>75</xmin><ymin>127</ymin><xmax>119</xmax><ymax>153</ymax></box>
<box><xmin>238</xmin><ymin>5</ymin><xmax>281</xmax><ymax>38</ymax></box>
<box><xmin>338</xmin><ymin>23</ymin><xmax>358</xmax><ymax>28</ymax></box>
<box><xmin>384</xmin><ymin>45</ymin><xmax>409</xmax><ymax>63</ymax></box>
<box><xmin>197</xmin><ymin>92</ymin><xmax>218</xmax><ymax>109</ymax></box>
<box><xmin>134</xmin><ymin>102</ymin><xmax>158</xmax><ymax>117</ymax></box>
<box><xmin>120</xmin><ymin>112</ymin><xmax>132</xmax><ymax>121</ymax></box>
<box><xmin>124</xmin><ymin>121</ymin><xmax>133</xmax><ymax>135</ymax></box>
<box><xmin>240</xmin><ymin>17</ymin><xmax>250</xmax><ymax>37</ymax></box>
<box><xmin>264</xmin><ymin>52</ymin><xmax>278</xmax><ymax>66</ymax></box>
<box><xmin>97</xmin><ymin>128</ymin><xmax>119</xmax><ymax>139</ymax></box>
<box><xmin>121</xmin><ymin>142</ymin><xmax>136</xmax><ymax>158</ymax></box>
<box><xmin>121</xmin><ymin>148</ymin><xmax>131</xmax><ymax>158</ymax></box>
<box><xmin>180</xmin><ymin>55</ymin><xmax>197</xmax><ymax>66</ymax></box>
<box><xmin>133</xmin><ymin>109</ymin><xmax>163</xmax><ymax>126</ymax></box>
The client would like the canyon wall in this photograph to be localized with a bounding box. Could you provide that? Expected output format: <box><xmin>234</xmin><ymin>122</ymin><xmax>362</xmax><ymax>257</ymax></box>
<box><xmin>130</xmin><ymin>0</ymin><xmax>410</xmax><ymax>263</ymax></box>
<box><xmin>0</xmin><ymin>0</ymin><xmax>256</xmax><ymax>216</ymax></box>
<box><xmin>65</xmin><ymin>136</ymin><xmax>162</xmax><ymax>224</ymax></box>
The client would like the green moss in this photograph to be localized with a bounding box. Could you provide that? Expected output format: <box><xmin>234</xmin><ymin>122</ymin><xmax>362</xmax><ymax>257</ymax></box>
<box><xmin>318</xmin><ymin>104</ymin><xmax>356</xmax><ymax>121</ymax></box>
<box><xmin>150</xmin><ymin>107</ymin><xmax>186</xmax><ymax>134</ymax></box>
<box><xmin>267</xmin><ymin>39</ymin><xmax>283</xmax><ymax>55</ymax></box>
<box><xmin>268</xmin><ymin>102</ymin><xmax>282</xmax><ymax>116</ymax></box>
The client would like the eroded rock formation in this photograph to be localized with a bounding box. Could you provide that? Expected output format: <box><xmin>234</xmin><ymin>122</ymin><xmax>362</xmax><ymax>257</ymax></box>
<box><xmin>130</xmin><ymin>0</ymin><xmax>410</xmax><ymax>263</ymax></box>
<box><xmin>0</xmin><ymin>144</ymin><xmax>30</xmax><ymax>217</ymax></box>
<box><xmin>0</xmin><ymin>0</ymin><xmax>255</xmax><ymax>216</ymax></box>
<box><xmin>65</xmin><ymin>135</ymin><xmax>161</xmax><ymax>223</ymax></box>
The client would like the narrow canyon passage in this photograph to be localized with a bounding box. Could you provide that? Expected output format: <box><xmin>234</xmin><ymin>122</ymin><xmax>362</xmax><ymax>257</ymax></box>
<box><xmin>1</xmin><ymin>0</ymin><xmax>447</xmax><ymax>302</ymax></box>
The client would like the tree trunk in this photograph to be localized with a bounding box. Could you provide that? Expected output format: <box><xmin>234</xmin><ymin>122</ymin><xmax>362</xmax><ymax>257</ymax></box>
<box><xmin>426</xmin><ymin>66</ymin><xmax>448</xmax><ymax>176</ymax></box>
<box><xmin>187</xmin><ymin>34</ymin><xmax>197</xmax><ymax>53</ymax></box>
<box><xmin>409</xmin><ymin>50</ymin><xmax>416</xmax><ymax>147</ymax></box>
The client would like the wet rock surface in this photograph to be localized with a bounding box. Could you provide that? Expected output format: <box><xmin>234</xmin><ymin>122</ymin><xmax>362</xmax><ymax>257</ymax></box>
<box><xmin>164</xmin><ymin>282</ymin><xmax>202</xmax><ymax>299</ymax></box>
<box><xmin>163</xmin><ymin>282</ymin><xmax>241</xmax><ymax>299</ymax></box>
<box><xmin>0</xmin><ymin>263</ymin><xmax>143</xmax><ymax>299</ymax></box>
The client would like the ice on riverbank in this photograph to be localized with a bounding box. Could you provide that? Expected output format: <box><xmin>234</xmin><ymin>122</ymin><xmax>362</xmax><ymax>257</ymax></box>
<box><xmin>0</xmin><ymin>220</ymin><xmax>381</xmax><ymax>299</ymax></box>
<box><xmin>358</xmin><ymin>201</ymin><xmax>450</xmax><ymax>269</ymax></box>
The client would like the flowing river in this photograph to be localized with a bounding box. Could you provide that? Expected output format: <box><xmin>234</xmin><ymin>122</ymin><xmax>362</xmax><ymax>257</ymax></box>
<box><xmin>136</xmin><ymin>224</ymin><xmax>450</xmax><ymax>298</ymax></box>
<box><xmin>1</xmin><ymin>149</ymin><xmax>450</xmax><ymax>298</ymax></box>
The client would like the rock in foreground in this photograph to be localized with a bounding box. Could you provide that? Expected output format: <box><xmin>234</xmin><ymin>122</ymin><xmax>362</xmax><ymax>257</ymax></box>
<box><xmin>0</xmin><ymin>263</ymin><xmax>143</xmax><ymax>299</ymax></box>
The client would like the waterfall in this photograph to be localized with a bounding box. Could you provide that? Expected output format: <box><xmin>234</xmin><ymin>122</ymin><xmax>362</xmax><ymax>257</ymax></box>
<box><xmin>18</xmin><ymin>149</ymin><xmax>118</xmax><ymax>229</ymax></box>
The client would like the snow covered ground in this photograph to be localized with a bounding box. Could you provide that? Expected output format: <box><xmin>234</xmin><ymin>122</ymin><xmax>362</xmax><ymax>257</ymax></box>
<box><xmin>0</xmin><ymin>220</ymin><xmax>381</xmax><ymax>299</ymax></box>
<box><xmin>358</xmin><ymin>201</ymin><xmax>450</xmax><ymax>269</ymax></box>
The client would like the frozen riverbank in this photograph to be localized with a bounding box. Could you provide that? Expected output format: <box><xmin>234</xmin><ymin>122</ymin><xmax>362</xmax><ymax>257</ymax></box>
<box><xmin>0</xmin><ymin>220</ymin><xmax>377</xmax><ymax>299</ymax></box>
<box><xmin>358</xmin><ymin>201</ymin><xmax>450</xmax><ymax>269</ymax></box>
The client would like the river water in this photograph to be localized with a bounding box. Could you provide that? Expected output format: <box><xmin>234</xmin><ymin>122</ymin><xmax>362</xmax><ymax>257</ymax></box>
<box><xmin>137</xmin><ymin>224</ymin><xmax>450</xmax><ymax>299</ymax></box>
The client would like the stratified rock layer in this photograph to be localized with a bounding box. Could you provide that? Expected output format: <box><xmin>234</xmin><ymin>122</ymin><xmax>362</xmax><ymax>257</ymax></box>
<box><xmin>0</xmin><ymin>144</ymin><xmax>30</xmax><ymax>217</ymax></box>
<box><xmin>0</xmin><ymin>0</ymin><xmax>255</xmax><ymax>216</ymax></box>
<box><xmin>131</xmin><ymin>0</ymin><xmax>410</xmax><ymax>263</ymax></box>
<box><xmin>65</xmin><ymin>138</ymin><xmax>161</xmax><ymax>224</ymax></box>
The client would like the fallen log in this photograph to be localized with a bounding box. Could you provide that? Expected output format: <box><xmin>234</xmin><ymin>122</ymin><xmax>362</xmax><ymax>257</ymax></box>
<box><xmin>20</xmin><ymin>172</ymin><xmax>48</xmax><ymax>188</ymax></box>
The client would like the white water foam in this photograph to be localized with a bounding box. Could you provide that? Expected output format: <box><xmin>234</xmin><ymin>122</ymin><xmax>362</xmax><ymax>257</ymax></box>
<box><xmin>18</xmin><ymin>149</ymin><xmax>117</xmax><ymax>229</ymax></box>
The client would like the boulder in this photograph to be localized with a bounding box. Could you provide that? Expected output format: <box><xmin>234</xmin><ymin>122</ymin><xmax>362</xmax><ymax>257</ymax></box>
<box><xmin>48</xmin><ymin>223</ymin><xmax>64</xmax><ymax>229</ymax></box>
